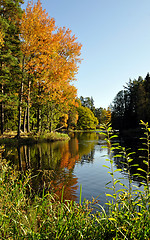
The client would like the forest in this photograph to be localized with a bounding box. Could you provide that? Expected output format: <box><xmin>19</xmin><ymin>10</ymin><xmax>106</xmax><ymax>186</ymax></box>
<box><xmin>1</xmin><ymin>1</ymin><xmax>150</xmax><ymax>239</ymax></box>
<box><xmin>111</xmin><ymin>73</ymin><xmax>150</xmax><ymax>131</ymax></box>
<box><xmin>1</xmin><ymin>0</ymin><xmax>150</xmax><ymax>137</ymax></box>
<box><xmin>0</xmin><ymin>0</ymin><xmax>112</xmax><ymax>137</ymax></box>
<box><xmin>0</xmin><ymin>0</ymin><xmax>81</xmax><ymax>136</ymax></box>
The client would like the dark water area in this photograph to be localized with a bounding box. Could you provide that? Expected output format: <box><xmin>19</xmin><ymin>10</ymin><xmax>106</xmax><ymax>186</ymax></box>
<box><xmin>3</xmin><ymin>132</ymin><xmax>144</xmax><ymax>205</ymax></box>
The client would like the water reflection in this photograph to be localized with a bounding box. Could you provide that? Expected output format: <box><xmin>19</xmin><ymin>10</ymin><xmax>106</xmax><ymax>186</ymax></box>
<box><xmin>113</xmin><ymin>134</ymin><xmax>148</xmax><ymax>186</ymax></box>
<box><xmin>3</xmin><ymin>132</ymin><xmax>143</xmax><ymax>204</ymax></box>
<box><xmin>4</xmin><ymin>133</ymin><xmax>99</xmax><ymax>202</ymax></box>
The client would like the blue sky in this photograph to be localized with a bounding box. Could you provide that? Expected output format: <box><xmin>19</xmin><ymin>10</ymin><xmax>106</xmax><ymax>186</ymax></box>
<box><xmin>22</xmin><ymin>0</ymin><xmax>150</xmax><ymax>108</ymax></box>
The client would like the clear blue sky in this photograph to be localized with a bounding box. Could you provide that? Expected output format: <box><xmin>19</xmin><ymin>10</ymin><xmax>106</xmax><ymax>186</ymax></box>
<box><xmin>22</xmin><ymin>0</ymin><xmax>150</xmax><ymax>108</ymax></box>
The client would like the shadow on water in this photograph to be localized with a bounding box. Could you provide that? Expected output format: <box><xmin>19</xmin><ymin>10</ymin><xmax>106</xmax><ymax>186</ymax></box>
<box><xmin>114</xmin><ymin>132</ymin><xmax>148</xmax><ymax>186</ymax></box>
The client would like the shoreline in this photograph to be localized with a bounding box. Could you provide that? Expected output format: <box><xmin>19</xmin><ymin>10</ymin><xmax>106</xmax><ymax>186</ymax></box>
<box><xmin>0</xmin><ymin>131</ymin><xmax>70</xmax><ymax>146</ymax></box>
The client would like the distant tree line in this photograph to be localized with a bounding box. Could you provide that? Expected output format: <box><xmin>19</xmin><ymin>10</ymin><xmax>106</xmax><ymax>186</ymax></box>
<box><xmin>78</xmin><ymin>96</ymin><xmax>111</xmax><ymax>129</ymax></box>
<box><xmin>111</xmin><ymin>73</ymin><xmax>150</xmax><ymax>130</ymax></box>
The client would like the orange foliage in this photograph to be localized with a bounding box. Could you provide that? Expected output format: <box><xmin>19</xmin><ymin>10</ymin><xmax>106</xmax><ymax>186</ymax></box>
<box><xmin>20</xmin><ymin>0</ymin><xmax>82</xmax><ymax>110</ymax></box>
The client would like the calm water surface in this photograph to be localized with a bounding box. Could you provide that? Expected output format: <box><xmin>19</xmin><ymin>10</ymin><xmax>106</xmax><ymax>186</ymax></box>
<box><xmin>4</xmin><ymin>132</ymin><xmax>141</xmax><ymax>205</ymax></box>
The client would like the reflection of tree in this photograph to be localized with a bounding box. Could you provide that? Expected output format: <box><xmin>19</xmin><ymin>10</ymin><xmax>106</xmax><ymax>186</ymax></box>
<box><xmin>60</xmin><ymin>138</ymin><xmax>80</xmax><ymax>169</ymax></box>
<box><xmin>112</xmin><ymin>137</ymin><xmax>147</xmax><ymax>185</ymax></box>
<box><xmin>77</xmin><ymin>132</ymin><xmax>99</xmax><ymax>163</ymax></box>
<box><xmin>50</xmin><ymin>170</ymin><xmax>78</xmax><ymax>201</ymax></box>
<box><xmin>4</xmin><ymin>132</ymin><xmax>100</xmax><ymax>201</ymax></box>
<box><xmin>80</xmin><ymin>150</ymin><xmax>95</xmax><ymax>164</ymax></box>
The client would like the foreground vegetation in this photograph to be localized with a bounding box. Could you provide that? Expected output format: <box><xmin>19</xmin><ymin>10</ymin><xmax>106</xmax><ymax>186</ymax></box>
<box><xmin>0</xmin><ymin>121</ymin><xmax>150</xmax><ymax>239</ymax></box>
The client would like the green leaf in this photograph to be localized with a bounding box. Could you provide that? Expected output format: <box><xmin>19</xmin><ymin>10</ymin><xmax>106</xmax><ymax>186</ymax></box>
<box><xmin>131</xmin><ymin>164</ymin><xmax>139</xmax><ymax>167</ymax></box>
<box><xmin>133</xmin><ymin>173</ymin><xmax>141</xmax><ymax>176</ymax></box>
<box><xmin>105</xmin><ymin>187</ymin><xmax>113</xmax><ymax>190</ymax></box>
<box><xmin>139</xmin><ymin>175</ymin><xmax>147</xmax><ymax>180</ymax></box>
<box><xmin>105</xmin><ymin>203</ymin><xmax>111</xmax><ymax>206</ymax></box>
<box><xmin>128</xmin><ymin>158</ymin><xmax>133</xmax><ymax>163</ymax></box>
<box><xmin>116</xmin><ymin>189</ymin><xmax>126</xmax><ymax>193</ymax></box>
<box><xmin>100</xmin><ymin>132</ymin><xmax>107</xmax><ymax>136</ymax></box>
<box><xmin>106</xmin><ymin>194</ymin><xmax>114</xmax><ymax>198</ymax></box>
<box><xmin>139</xmin><ymin>156</ymin><xmax>146</xmax><ymax>159</ymax></box>
<box><xmin>137</xmin><ymin>168</ymin><xmax>147</xmax><ymax>174</ymax></box>
<box><xmin>139</xmin><ymin>182</ymin><xmax>146</xmax><ymax>186</ymax></box>
<box><xmin>132</xmin><ymin>185</ymin><xmax>139</xmax><ymax>188</ymax></box>
<box><xmin>119</xmin><ymin>183</ymin><xmax>127</xmax><ymax>188</ymax></box>
<box><xmin>140</xmin><ymin>120</ymin><xmax>145</xmax><ymax>124</ymax></box>
<box><xmin>112</xmin><ymin>143</ymin><xmax>119</xmax><ymax>146</ymax></box>
<box><xmin>114</xmin><ymin>154</ymin><xmax>122</xmax><ymax>158</ymax></box>
<box><xmin>143</xmin><ymin>160</ymin><xmax>148</xmax><ymax>165</ymax></box>
<box><xmin>101</xmin><ymin>146</ymin><xmax>108</xmax><ymax>149</ymax></box>
<box><xmin>127</xmin><ymin>152</ymin><xmax>135</xmax><ymax>156</ymax></box>
<box><xmin>120</xmin><ymin>161</ymin><xmax>127</xmax><ymax>166</ymax></box>
<box><xmin>110</xmin><ymin>135</ymin><xmax>118</xmax><ymax>139</ymax></box>
<box><xmin>138</xmin><ymin>148</ymin><xmax>147</xmax><ymax>151</ymax></box>
<box><xmin>114</xmin><ymin>169</ymin><xmax>122</xmax><ymax>172</ymax></box>
<box><xmin>140</xmin><ymin>137</ymin><xmax>147</xmax><ymax>140</ymax></box>
<box><xmin>105</xmin><ymin>181</ymin><xmax>112</xmax><ymax>186</ymax></box>
<box><xmin>114</xmin><ymin>180</ymin><xmax>120</xmax><ymax>185</ymax></box>
<box><xmin>108</xmin><ymin>172</ymin><xmax>113</xmax><ymax>176</ymax></box>
<box><xmin>102</xmin><ymin>165</ymin><xmax>110</xmax><ymax>169</ymax></box>
<box><xmin>108</xmin><ymin>218</ymin><xmax>116</xmax><ymax>222</ymax></box>
<box><xmin>107</xmin><ymin>127</ymin><xmax>112</xmax><ymax>132</ymax></box>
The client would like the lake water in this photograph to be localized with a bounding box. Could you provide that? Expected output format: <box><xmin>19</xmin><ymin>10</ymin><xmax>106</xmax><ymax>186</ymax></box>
<box><xmin>4</xmin><ymin>132</ymin><xmax>142</xmax><ymax>205</ymax></box>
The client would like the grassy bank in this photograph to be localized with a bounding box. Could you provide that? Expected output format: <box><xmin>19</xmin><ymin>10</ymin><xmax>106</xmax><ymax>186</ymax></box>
<box><xmin>1</xmin><ymin>122</ymin><xmax>150</xmax><ymax>239</ymax></box>
<box><xmin>0</xmin><ymin>131</ymin><xmax>70</xmax><ymax>146</ymax></box>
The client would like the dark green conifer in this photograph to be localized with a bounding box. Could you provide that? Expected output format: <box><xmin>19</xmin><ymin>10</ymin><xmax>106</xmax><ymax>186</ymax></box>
<box><xmin>0</xmin><ymin>0</ymin><xmax>24</xmax><ymax>134</ymax></box>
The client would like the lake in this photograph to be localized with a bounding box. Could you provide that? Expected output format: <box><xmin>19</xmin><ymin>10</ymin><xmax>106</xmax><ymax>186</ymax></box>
<box><xmin>3</xmin><ymin>132</ymin><xmax>142</xmax><ymax>205</ymax></box>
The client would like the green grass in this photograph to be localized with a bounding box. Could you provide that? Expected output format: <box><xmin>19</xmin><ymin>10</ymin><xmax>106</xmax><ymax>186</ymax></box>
<box><xmin>0</xmin><ymin>131</ymin><xmax>70</xmax><ymax>146</ymax></box>
<box><xmin>0</xmin><ymin>122</ymin><xmax>150</xmax><ymax>239</ymax></box>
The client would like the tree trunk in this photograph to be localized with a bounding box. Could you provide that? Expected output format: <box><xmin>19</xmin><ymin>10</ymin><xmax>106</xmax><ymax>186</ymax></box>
<box><xmin>17</xmin><ymin>57</ymin><xmax>24</xmax><ymax>138</ymax></box>
<box><xmin>37</xmin><ymin>107</ymin><xmax>41</xmax><ymax>132</ymax></box>
<box><xmin>23</xmin><ymin>108</ymin><xmax>27</xmax><ymax>132</ymax></box>
<box><xmin>50</xmin><ymin>104</ymin><xmax>54</xmax><ymax>133</ymax></box>
<box><xmin>37</xmin><ymin>83</ymin><xmax>41</xmax><ymax>132</ymax></box>
<box><xmin>0</xmin><ymin>83</ymin><xmax>4</xmax><ymax>135</ymax></box>
<box><xmin>17</xmin><ymin>80</ymin><xmax>23</xmax><ymax>138</ymax></box>
<box><xmin>50</xmin><ymin>113</ymin><xmax>53</xmax><ymax>133</ymax></box>
<box><xmin>27</xmin><ymin>78</ymin><xmax>31</xmax><ymax>133</ymax></box>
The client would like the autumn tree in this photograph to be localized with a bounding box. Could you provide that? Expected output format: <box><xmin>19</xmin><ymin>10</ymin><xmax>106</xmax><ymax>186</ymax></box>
<box><xmin>20</xmin><ymin>0</ymin><xmax>82</xmax><ymax>132</ymax></box>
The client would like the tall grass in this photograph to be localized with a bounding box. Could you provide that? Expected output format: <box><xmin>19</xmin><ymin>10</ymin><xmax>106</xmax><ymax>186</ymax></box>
<box><xmin>0</xmin><ymin>121</ymin><xmax>150</xmax><ymax>239</ymax></box>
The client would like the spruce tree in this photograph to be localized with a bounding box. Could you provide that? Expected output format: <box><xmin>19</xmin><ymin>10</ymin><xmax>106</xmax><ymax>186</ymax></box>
<box><xmin>0</xmin><ymin>0</ymin><xmax>24</xmax><ymax>134</ymax></box>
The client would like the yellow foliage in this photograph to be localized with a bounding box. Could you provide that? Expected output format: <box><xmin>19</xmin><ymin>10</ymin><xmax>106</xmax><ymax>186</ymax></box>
<box><xmin>20</xmin><ymin>0</ymin><xmax>81</xmax><ymax>110</ymax></box>
<box><xmin>0</xmin><ymin>30</ymin><xmax>4</xmax><ymax>48</ymax></box>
